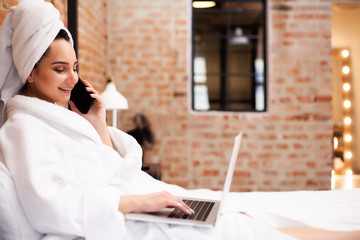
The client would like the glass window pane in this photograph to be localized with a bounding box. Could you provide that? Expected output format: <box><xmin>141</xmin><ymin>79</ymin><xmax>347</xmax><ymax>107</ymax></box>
<box><xmin>194</xmin><ymin>84</ymin><xmax>210</xmax><ymax>110</ymax></box>
<box><xmin>194</xmin><ymin>9</ymin><xmax>227</xmax><ymax>36</ymax></box>
<box><xmin>206</xmin><ymin>76</ymin><xmax>221</xmax><ymax>102</ymax></box>
<box><xmin>228</xmin><ymin>43</ymin><xmax>253</xmax><ymax>74</ymax></box>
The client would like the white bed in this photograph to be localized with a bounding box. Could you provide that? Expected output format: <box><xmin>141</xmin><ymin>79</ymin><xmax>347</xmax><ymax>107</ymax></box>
<box><xmin>120</xmin><ymin>171</ymin><xmax>360</xmax><ymax>239</ymax></box>
<box><xmin>119</xmin><ymin>188</ymin><xmax>360</xmax><ymax>240</ymax></box>
<box><xmin>1</xmin><ymin>162</ymin><xmax>359</xmax><ymax>240</ymax></box>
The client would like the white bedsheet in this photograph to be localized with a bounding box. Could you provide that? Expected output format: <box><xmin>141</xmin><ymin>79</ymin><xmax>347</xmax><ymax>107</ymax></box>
<box><xmin>123</xmin><ymin>213</ymin><xmax>294</xmax><ymax>240</ymax></box>
<box><xmin>115</xmin><ymin>171</ymin><xmax>360</xmax><ymax>240</ymax></box>
<box><xmin>32</xmin><ymin>172</ymin><xmax>360</xmax><ymax>240</ymax></box>
<box><xmin>223</xmin><ymin>189</ymin><xmax>360</xmax><ymax>231</ymax></box>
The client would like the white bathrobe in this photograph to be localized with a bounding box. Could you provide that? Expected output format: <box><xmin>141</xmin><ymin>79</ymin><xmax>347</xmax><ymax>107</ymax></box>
<box><xmin>0</xmin><ymin>95</ymin><xmax>295</xmax><ymax>240</ymax></box>
<box><xmin>1</xmin><ymin>95</ymin><xmax>359</xmax><ymax>240</ymax></box>
<box><xmin>0</xmin><ymin>95</ymin><xmax>145</xmax><ymax>239</ymax></box>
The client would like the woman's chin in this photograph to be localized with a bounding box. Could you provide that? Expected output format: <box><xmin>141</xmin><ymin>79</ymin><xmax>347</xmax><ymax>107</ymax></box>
<box><xmin>55</xmin><ymin>100</ymin><xmax>70</xmax><ymax>108</ymax></box>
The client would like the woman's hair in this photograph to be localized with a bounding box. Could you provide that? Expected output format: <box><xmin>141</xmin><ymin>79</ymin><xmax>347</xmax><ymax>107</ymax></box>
<box><xmin>33</xmin><ymin>29</ymin><xmax>71</xmax><ymax>69</ymax></box>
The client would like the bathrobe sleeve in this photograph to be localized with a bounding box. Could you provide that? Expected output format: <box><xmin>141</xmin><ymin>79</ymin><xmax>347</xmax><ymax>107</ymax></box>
<box><xmin>108</xmin><ymin>127</ymin><xmax>143</xmax><ymax>168</ymax></box>
<box><xmin>0</xmin><ymin>116</ymin><xmax>131</xmax><ymax>240</ymax></box>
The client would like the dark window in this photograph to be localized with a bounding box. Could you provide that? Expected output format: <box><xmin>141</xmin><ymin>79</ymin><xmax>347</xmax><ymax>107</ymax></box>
<box><xmin>192</xmin><ymin>0</ymin><xmax>267</xmax><ymax>112</ymax></box>
<box><xmin>67</xmin><ymin>0</ymin><xmax>78</xmax><ymax>57</ymax></box>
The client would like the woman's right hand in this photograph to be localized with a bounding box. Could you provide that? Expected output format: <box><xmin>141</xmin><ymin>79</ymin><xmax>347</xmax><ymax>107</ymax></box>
<box><xmin>118</xmin><ymin>191</ymin><xmax>195</xmax><ymax>215</ymax></box>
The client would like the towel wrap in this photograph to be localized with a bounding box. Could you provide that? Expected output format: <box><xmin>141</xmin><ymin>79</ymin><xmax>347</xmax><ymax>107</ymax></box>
<box><xmin>0</xmin><ymin>0</ymin><xmax>73</xmax><ymax>126</ymax></box>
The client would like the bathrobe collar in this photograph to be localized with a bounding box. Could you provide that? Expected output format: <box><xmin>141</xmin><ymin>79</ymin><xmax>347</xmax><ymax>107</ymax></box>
<box><xmin>6</xmin><ymin>95</ymin><xmax>102</xmax><ymax>144</ymax></box>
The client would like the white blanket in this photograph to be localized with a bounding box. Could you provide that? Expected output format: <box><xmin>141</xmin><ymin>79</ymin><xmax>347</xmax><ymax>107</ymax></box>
<box><xmin>0</xmin><ymin>95</ymin><xmax>359</xmax><ymax>240</ymax></box>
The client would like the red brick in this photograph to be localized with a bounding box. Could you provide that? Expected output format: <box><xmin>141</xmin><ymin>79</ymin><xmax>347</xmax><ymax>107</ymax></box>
<box><xmin>234</xmin><ymin>171</ymin><xmax>251</xmax><ymax>177</ymax></box>
<box><xmin>202</xmin><ymin>170</ymin><xmax>219</xmax><ymax>176</ymax></box>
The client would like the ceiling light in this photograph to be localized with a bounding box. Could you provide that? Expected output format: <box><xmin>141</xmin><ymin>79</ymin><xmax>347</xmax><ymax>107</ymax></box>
<box><xmin>193</xmin><ymin>1</ymin><xmax>216</xmax><ymax>8</ymax></box>
<box><xmin>230</xmin><ymin>27</ymin><xmax>249</xmax><ymax>45</ymax></box>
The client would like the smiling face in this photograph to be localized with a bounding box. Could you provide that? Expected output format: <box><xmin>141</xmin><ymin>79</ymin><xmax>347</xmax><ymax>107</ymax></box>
<box><xmin>25</xmin><ymin>39</ymin><xmax>78</xmax><ymax>104</ymax></box>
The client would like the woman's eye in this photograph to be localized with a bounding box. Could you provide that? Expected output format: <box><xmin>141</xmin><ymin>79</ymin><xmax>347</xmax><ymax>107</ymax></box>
<box><xmin>55</xmin><ymin>68</ymin><xmax>65</xmax><ymax>73</ymax></box>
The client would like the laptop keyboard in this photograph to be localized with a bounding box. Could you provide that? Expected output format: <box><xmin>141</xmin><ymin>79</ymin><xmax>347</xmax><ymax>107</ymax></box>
<box><xmin>167</xmin><ymin>199</ymin><xmax>215</xmax><ymax>222</ymax></box>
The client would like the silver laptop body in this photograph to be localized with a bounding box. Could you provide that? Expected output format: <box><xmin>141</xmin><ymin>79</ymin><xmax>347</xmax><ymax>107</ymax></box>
<box><xmin>125</xmin><ymin>132</ymin><xmax>243</xmax><ymax>227</ymax></box>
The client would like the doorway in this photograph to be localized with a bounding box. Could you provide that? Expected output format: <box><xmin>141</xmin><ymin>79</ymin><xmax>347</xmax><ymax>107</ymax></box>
<box><xmin>331</xmin><ymin>2</ymin><xmax>360</xmax><ymax>187</ymax></box>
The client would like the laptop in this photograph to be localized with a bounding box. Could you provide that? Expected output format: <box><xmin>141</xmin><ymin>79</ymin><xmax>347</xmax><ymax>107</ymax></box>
<box><xmin>125</xmin><ymin>132</ymin><xmax>243</xmax><ymax>228</ymax></box>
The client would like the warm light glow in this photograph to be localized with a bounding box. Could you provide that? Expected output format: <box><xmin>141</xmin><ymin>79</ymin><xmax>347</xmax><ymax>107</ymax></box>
<box><xmin>333</xmin><ymin>136</ymin><xmax>339</xmax><ymax>149</ymax></box>
<box><xmin>344</xmin><ymin>100</ymin><xmax>351</xmax><ymax>108</ymax></box>
<box><xmin>338</xmin><ymin>49</ymin><xmax>353</xmax><ymax>190</ymax></box>
<box><xmin>192</xmin><ymin>1</ymin><xmax>216</xmax><ymax>8</ymax></box>
<box><xmin>345</xmin><ymin>169</ymin><xmax>353</xmax><ymax>189</ymax></box>
<box><xmin>343</xmin><ymin>83</ymin><xmax>351</xmax><ymax>91</ymax></box>
<box><xmin>345</xmin><ymin>151</ymin><xmax>352</xmax><ymax>159</ymax></box>
<box><xmin>345</xmin><ymin>134</ymin><xmax>352</xmax><ymax>142</ymax></box>
<box><xmin>344</xmin><ymin>117</ymin><xmax>351</xmax><ymax>125</ymax></box>
<box><xmin>342</xmin><ymin>49</ymin><xmax>350</xmax><ymax>58</ymax></box>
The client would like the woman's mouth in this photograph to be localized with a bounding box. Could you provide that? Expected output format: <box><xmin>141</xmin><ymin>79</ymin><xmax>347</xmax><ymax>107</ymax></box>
<box><xmin>58</xmin><ymin>87</ymin><xmax>72</xmax><ymax>92</ymax></box>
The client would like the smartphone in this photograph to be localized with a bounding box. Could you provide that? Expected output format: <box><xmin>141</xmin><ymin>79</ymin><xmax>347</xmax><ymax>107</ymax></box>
<box><xmin>69</xmin><ymin>77</ymin><xmax>95</xmax><ymax>114</ymax></box>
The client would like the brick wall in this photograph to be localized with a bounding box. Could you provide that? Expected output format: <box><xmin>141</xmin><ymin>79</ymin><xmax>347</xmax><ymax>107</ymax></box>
<box><xmin>106</xmin><ymin>0</ymin><xmax>333</xmax><ymax>191</ymax></box>
<box><xmin>1</xmin><ymin>0</ymin><xmax>66</xmax><ymax>22</ymax></box>
<box><xmin>77</xmin><ymin>0</ymin><xmax>108</xmax><ymax>90</ymax></box>
<box><xmin>0</xmin><ymin>0</ymin><xmax>333</xmax><ymax>191</ymax></box>
<box><xmin>0</xmin><ymin>1</ymin><xmax>20</xmax><ymax>23</ymax></box>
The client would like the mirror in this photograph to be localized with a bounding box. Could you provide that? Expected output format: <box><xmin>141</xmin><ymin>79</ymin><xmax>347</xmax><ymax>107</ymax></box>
<box><xmin>332</xmin><ymin>48</ymin><xmax>353</xmax><ymax>173</ymax></box>
<box><xmin>191</xmin><ymin>0</ymin><xmax>266</xmax><ymax>112</ymax></box>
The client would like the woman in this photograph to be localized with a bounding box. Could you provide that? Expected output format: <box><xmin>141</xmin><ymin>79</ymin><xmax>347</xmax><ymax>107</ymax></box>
<box><xmin>0</xmin><ymin>0</ymin><xmax>193</xmax><ymax>237</ymax></box>
<box><xmin>0</xmin><ymin>1</ymin><xmax>359</xmax><ymax>240</ymax></box>
<box><xmin>0</xmin><ymin>0</ymin><xmax>197</xmax><ymax>237</ymax></box>
<box><xmin>23</xmin><ymin>27</ymin><xmax>195</xmax><ymax>212</ymax></box>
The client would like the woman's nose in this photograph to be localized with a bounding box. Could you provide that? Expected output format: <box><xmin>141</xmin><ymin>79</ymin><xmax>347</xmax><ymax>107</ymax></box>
<box><xmin>70</xmin><ymin>71</ymin><xmax>78</xmax><ymax>83</ymax></box>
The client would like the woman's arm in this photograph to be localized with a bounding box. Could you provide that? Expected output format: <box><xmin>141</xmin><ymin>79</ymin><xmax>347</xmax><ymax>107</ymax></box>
<box><xmin>118</xmin><ymin>191</ymin><xmax>195</xmax><ymax>215</ymax></box>
<box><xmin>69</xmin><ymin>81</ymin><xmax>194</xmax><ymax>215</ymax></box>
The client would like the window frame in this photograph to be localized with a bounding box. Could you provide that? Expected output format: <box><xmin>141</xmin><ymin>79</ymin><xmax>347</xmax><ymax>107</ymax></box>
<box><xmin>191</xmin><ymin>0</ymin><xmax>267</xmax><ymax>113</ymax></box>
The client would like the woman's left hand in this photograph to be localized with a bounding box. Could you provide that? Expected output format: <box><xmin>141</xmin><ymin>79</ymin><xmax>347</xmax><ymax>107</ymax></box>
<box><xmin>69</xmin><ymin>80</ymin><xmax>106</xmax><ymax>124</ymax></box>
<box><xmin>69</xmin><ymin>80</ymin><xmax>113</xmax><ymax>148</ymax></box>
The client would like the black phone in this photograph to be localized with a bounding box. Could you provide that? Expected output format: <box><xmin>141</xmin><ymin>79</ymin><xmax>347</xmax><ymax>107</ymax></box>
<box><xmin>69</xmin><ymin>78</ymin><xmax>95</xmax><ymax>114</ymax></box>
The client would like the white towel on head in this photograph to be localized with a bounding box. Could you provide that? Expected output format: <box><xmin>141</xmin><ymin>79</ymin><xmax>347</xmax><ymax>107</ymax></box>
<box><xmin>0</xmin><ymin>0</ymin><xmax>73</xmax><ymax>127</ymax></box>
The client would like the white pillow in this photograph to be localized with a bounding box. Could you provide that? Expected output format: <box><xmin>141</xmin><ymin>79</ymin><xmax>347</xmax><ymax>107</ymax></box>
<box><xmin>0</xmin><ymin>161</ymin><xmax>43</xmax><ymax>240</ymax></box>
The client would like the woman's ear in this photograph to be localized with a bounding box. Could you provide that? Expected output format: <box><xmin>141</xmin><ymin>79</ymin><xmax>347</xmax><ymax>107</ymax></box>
<box><xmin>27</xmin><ymin>71</ymin><xmax>35</xmax><ymax>84</ymax></box>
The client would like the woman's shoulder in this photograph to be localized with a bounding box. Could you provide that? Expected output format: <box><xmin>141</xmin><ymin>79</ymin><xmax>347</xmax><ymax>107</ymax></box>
<box><xmin>1</xmin><ymin>107</ymin><xmax>44</xmax><ymax>139</ymax></box>
<box><xmin>7</xmin><ymin>95</ymin><xmax>59</xmax><ymax>117</ymax></box>
<box><xmin>3</xmin><ymin>95</ymin><xmax>104</xmax><ymax>143</ymax></box>
<box><xmin>3</xmin><ymin>95</ymin><xmax>68</xmax><ymax>135</ymax></box>
<box><xmin>5</xmin><ymin>95</ymin><xmax>50</xmax><ymax>125</ymax></box>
